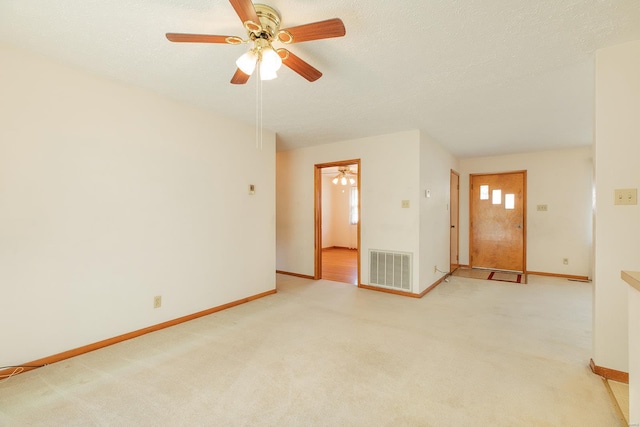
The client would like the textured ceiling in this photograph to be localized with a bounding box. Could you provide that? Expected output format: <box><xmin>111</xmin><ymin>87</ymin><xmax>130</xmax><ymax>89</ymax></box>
<box><xmin>1</xmin><ymin>1</ymin><xmax>640</xmax><ymax>157</ymax></box>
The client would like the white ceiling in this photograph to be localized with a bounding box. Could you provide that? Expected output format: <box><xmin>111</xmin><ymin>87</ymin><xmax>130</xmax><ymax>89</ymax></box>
<box><xmin>1</xmin><ymin>1</ymin><xmax>639</xmax><ymax>157</ymax></box>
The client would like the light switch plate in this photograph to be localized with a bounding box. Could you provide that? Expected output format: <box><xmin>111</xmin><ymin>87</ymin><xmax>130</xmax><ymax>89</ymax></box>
<box><xmin>614</xmin><ymin>188</ymin><xmax>637</xmax><ymax>205</ymax></box>
<box><xmin>401</xmin><ymin>200</ymin><xmax>410</xmax><ymax>208</ymax></box>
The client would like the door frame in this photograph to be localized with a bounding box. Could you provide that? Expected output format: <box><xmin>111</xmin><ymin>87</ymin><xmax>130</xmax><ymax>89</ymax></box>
<box><xmin>469</xmin><ymin>170</ymin><xmax>527</xmax><ymax>272</ymax></box>
<box><xmin>314</xmin><ymin>159</ymin><xmax>361</xmax><ymax>284</ymax></box>
<box><xmin>450</xmin><ymin>169</ymin><xmax>460</xmax><ymax>273</ymax></box>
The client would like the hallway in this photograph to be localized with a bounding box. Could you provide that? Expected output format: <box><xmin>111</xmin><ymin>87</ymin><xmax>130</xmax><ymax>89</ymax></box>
<box><xmin>321</xmin><ymin>247</ymin><xmax>357</xmax><ymax>285</ymax></box>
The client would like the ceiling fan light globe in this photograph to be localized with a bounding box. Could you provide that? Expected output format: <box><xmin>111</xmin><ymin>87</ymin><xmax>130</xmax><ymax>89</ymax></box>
<box><xmin>341</xmin><ymin>176</ymin><xmax>347</xmax><ymax>185</ymax></box>
<box><xmin>259</xmin><ymin>64</ymin><xmax>278</xmax><ymax>80</ymax></box>
<box><xmin>349</xmin><ymin>177</ymin><xmax>356</xmax><ymax>185</ymax></box>
<box><xmin>261</xmin><ymin>47</ymin><xmax>283</xmax><ymax>72</ymax></box>
<box><xmin>332</xmin><ymin>177</ymin><xmax>339</xmax><ymax>185</ymax></box>
<box><xmin>236</xmin><ymin>50</ymin><xmax>257</xmax><ymax>75</ymax></box>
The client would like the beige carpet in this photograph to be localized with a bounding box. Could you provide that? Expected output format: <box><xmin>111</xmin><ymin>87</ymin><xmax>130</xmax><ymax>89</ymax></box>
<box><xmin>0</xmin><ymin>274</ymin><xmax>619</xmax><ymax>426</ymax></box>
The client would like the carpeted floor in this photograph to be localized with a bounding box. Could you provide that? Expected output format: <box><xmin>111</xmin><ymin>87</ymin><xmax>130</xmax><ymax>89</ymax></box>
<box><xmin>0</xmin><ymin>274</ymin><xmax>620</xmax><ymax>426</ymax></box>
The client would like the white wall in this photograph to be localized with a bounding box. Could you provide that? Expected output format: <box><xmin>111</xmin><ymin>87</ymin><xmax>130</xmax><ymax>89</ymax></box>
<box><xmin>324</xmin><ymin>181</ymin><xmax>356</xmax><ymax>249</ymax></box>
<box><xmin>276</xmin><ymin>130</ymin><xmax>456</xmax><ymax>293</ymax></box>
<box><xmin>593</xmin><ymin>40</ymin><xmax>640</xmax><ymax>379</ymax></box>
<box><xmin>0</xmin><ymin>44</ymin><xmax>275</xmax><ymax>367</ymax></box>
<box><xmin>276</xmin><ymin>130</ymin><xmax>422</xmax><ymax>289</ymax></box>
<box><xmin>458</xmin><ymin>147</ymin><xmax>593</xmax><ymax>277</ymax></box>
<box><xmin>419</xmin><ymin>132</ymin><xmax>459</xmax><ymax>292</ymax></box>
<box><xmin>321</xmin><ymin>175</ymin><xmax>335</xmax><ymax>248</ymax></box>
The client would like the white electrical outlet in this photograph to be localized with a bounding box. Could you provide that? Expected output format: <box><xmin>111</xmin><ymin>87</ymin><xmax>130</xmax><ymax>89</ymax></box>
<box><xmin>154</xmin><ymin>296</ymin><xmax>162</xmax><ymax>308</ymax></box>
<box><xmin>563</xmin><ymin>258</ymin><xmax>569</xmax><ymax>265</ymax></box>
<box><xmin>434</xmin><ymin>265</ymin><xmax>438</xmax><ymax>273</ymax></box>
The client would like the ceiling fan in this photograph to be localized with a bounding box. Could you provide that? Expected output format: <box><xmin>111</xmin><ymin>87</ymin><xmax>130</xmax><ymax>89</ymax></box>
<box><xmin>166</xmin><ymin>0</ymin><xmax>346</xmax><ymax>84</ymax></box>
<box><xmin>332</xmin><ymin>166</ymin><xmax>357</xmax><ymax>185</ymax></box>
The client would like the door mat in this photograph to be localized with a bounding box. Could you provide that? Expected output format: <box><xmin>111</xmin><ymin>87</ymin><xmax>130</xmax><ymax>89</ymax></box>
<box><xmin>452</xmin><ymin>268</ymin><xmax>526</xmax><ymax>284</ymax></box>
<box><xmin>487</xmin><ymin>271</ymin><xmax>523</xmax><ymax>283</ymax></box>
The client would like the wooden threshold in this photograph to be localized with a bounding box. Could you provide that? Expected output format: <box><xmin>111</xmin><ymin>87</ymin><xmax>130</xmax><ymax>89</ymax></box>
<box><xmin>276</xmin><ymin>270</ymin><xmax>315</xmax><ymax>280</ymax></box>
<box><xmin>322</xmin><ymin>246</ymin><xmax>354</xmax><ymax>250</ymax></box>
<box><xmin>0</xmin><ymin>289</ymin><xmax>277</xmax><ymax>379</ymax></box>
<box><xmin>589</xmin><ymin>358</ymin><xmax>629</xmax><ymax>384</ymax></box>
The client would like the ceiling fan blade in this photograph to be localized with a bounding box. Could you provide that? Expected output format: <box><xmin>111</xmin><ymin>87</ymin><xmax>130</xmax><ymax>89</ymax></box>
<box><xmin>277</xmin><ymin>49</ymin><xmax>322</xmax><ymax>82</ymax></box>
<box><xmin>278</xmin><ymin>18</ymin><xmax>345</xmax><ymax>44</ymax></box>
<box><xmin>166</xmin><ymin>33</ymin><xmax>241</xmax><ymax>44</ymax></box>
<box><xmin>231</xmin><ymin>68</ymin><xmax>251</xmax><ymax>85</ymax></box>
<box><xmin>229</xmin><ymin>0</ymin><xmax>259</xmax><ymax>27</ymax></box>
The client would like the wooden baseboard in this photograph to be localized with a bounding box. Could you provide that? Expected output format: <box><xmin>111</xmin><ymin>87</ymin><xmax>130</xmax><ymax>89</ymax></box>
<box><xmin>358</xmin><ymin>275</ymin><xmax>447</xmax><ymax>299</ymax></box>
<box><xmin>322</xmin><ymin>246</ymin><xmax>356</xmax><ymax>251</ymax></box>
<box><xmin>419</xmin><ymin>275</ymin><xmax>447</xmax><ymax>297</ymax></box>
<box><xmin>276</xmin><ymin>270</ymin><xmax>315</xmax><ymax>280</ymax></box>
<box><xmin>0</xmin><ymin>289</ymin><xmax>277</xmax><ymax>379</ymax></box>
<box><xmin>589</xmin><ymin>358</ymin><xmax>629</xmax><ymax>384</ymax></box>
<box><xmin>527</xmin><ymin>271</ymin><xmax>590</xmax><ymax>281</ymax></box>
<box><xmin>358</xmin><ymin>284</ymin><xmax>421</xmax><ymax>298</ymax></box>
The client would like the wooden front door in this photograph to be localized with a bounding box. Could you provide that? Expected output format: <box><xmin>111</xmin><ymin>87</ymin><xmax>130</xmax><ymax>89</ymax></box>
<box><xmin>470</xmin><ymin>171</ymin><xmax>526</xmax><ymax>272</ymax></box>
<box><xmin>450</xmin><ymin>170</ymin><xmax>460</xmax><ymax>272</ymax></box>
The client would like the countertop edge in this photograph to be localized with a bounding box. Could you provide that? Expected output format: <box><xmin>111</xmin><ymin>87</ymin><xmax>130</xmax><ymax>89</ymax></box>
<box><xmin>622</xmin><ymin>270</ymin><xmax>640</xmax><ymax>292</ymax></box>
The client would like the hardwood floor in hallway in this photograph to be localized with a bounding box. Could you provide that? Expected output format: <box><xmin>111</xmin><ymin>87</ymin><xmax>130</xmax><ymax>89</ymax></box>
<box><xmin>321</xmin><ymin>247</ymin><xmax>357</xmax><ymax>285</ymax></box>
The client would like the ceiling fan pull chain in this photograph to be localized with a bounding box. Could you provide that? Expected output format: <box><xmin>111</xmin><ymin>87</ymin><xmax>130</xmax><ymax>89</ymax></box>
<box><xmin>259</xmin><ymin>70</ymin><xmax>263</xmax><ymax>150</ymax></box>
<box><xmin>256</xmin><ymin>67</ymin><xmax>260</xmax><ymax>148</ymax></box>
<box><xmin>255</xmin><ymin>66</ymin><xmax>263</xmax><ymax>150</ymax></box>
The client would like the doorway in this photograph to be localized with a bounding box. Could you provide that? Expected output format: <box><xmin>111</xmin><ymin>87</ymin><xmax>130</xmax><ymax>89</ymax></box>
<box><xmin>469</xmin><ymin>170</ymin><xmax>527</xmax><ymax>272</ymax></box>
<box><xmin>314</xmin><ymin>159</ymin><xmax>361</xmax><ymax>285</ymax></box>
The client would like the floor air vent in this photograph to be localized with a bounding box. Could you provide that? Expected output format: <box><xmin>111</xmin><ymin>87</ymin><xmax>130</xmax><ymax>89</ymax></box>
<box><xmin>369</xmin><ymin>250</ymin><xmax>412</xmax><ymax>291</ymax></box>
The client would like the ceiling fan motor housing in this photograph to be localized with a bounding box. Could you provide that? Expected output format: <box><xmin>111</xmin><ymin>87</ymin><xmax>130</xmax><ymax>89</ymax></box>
<box><xmin>249</xmin><ymin>4</ymin><xmax>281</xmax><ymax>40</ymax></box>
